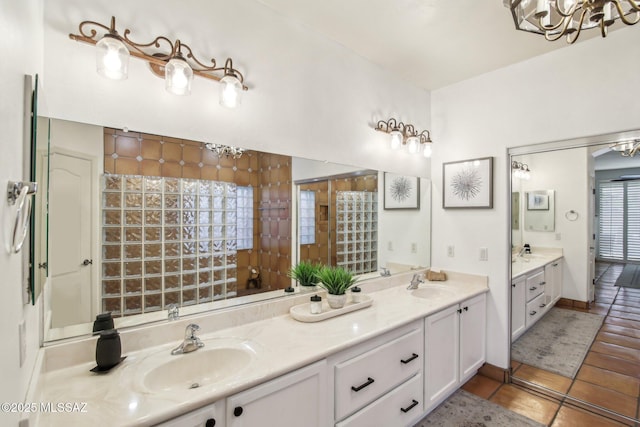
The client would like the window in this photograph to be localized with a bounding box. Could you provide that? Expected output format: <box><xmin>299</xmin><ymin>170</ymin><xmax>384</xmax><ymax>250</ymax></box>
<box><xmin>236</xmin><ymin>186</ymin><xmax>254</xmax><ymax>250</ymax></box>
<box><xmin>598</xmin><ymin>180</ymin><xmax>640</xmax><ymax>262</ymax></box>
<box><xmin>299</xmin><ymin>190</ymin><xmax>316</xmax><ymax>245</ymax></box>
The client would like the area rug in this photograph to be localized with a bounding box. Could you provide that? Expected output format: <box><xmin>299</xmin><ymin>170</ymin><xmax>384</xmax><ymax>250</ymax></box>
<box><xmin>414</xmin><ymin>389</ymin><xmax>544</xmax><ymax>427</ymax></box>
<box><xmin>615</xmin><ymin>263</ymin><xmax>640</xmax><ymax>288</ymax></box>
<box><xmin>511</xmin><ymin>307</ymin><xmax>604</xmax><ymax>378</ymax></box>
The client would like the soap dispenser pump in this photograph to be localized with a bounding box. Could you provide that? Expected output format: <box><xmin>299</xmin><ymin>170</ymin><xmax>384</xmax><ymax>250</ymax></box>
<box><xmin>95</xmin><ymin>329</ymin><xmax>122</xmax><ymax>371</ymax></box>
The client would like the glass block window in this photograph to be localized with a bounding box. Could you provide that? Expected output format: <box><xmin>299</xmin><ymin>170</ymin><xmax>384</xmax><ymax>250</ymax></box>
<box><xmin>237</xmin><ymin>186</ymin><xmax>253</xmax><ymax>250</ymax></box>
<box><xmin>335</xmin><ymin>191</ymin><xmax>378</xmax><ymax>275</ymax></box>
<box><xmin>101</xmin><ymin>174</ymin><xmax>238</xmax><ymax>317</ymax></box>
<box><xmin>299</xmin><ymin>190</ymin><xmax>316</xmax><ymax>245</ymax></box>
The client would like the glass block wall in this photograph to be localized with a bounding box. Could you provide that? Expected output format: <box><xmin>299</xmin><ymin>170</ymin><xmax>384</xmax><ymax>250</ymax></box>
<box><xmin>335</xmin><ymin>191</ymin><xmax>378</xmax><ymax>274</ymax></box>
<box><xmin>299</xmin><ymin>190</ymin><xmax>316</xmax><ymax>245</ymax></box>
<box><xmin>101</xmin><ymin>174</ymin><xmax>238</xmax><ymax>317</ymax></box>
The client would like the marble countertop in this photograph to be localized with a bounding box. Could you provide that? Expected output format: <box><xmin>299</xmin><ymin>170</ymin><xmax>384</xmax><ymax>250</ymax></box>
<box><xmin>511</xmin><ymin>247</ymin><xmax>563</xmax><ymax>279</ymax></box>
<box><xmin>33</xmin><ymin>271</ymin><xmax>488</xmax><ymax>427</ymax></box>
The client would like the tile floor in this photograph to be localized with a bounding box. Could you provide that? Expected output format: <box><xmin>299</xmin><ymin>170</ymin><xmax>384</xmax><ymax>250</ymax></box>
<box><xmin>462</xmin><ymin>262</ymin><xmax>640</xmax><ymax>426</ymax></box>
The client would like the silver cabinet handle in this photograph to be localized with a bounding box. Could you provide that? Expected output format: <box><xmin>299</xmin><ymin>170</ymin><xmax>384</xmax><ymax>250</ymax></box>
<box><xmin>540</xmin><ymin>281</ymin><xmax>546</xmax><ymax>285</ymax></box>
<box><xmin>529</xmin><ymin>311</ymin><xmax>537</xmax><ymax>316</ymax></box>
<box><xmin>529</xmin><ymin>286</ymin><xmax>537</xmax><ymax>291</ymax></box>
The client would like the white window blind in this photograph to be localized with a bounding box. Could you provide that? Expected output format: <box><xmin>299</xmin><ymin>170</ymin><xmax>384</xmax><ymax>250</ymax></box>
<box><xmin>598</xmin><ymin>182</ymin><xmax>624</xmax><ymax>260</ymax></box>
<box><xmin>627</xmin><ymin>181</ymin><xmax>640</xmax><ymax>261</ymax></box>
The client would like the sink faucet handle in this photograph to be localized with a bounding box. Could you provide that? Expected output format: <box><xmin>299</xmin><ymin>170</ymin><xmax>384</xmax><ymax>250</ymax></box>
<box><xmin>167</xmin><ymin>304</ymin><xmax>179</xmax><ymax>320</ymax></box>
<box><xmin>185</xmin><ymin>323</ymin><xmax>200</xmax><ymax>339</ymax></box>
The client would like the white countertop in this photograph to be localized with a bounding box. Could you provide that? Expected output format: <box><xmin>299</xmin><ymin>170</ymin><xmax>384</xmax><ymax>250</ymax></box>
<box><xmin>33</xmin><ymin>271</ymin><xmax>488</xmax><ymax>427</ymax></box>
<box><xmin>511</xmin><ymin>247</ymin><xmax>563</xmax><ymax>279</ymax></box>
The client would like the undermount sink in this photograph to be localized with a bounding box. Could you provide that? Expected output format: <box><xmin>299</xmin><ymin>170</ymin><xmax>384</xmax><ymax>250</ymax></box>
<box><xmin>411</xmin><ymin>284</ymin><xmax>456</xmax><ymax>299</ymax></box>
<box><xmin>136</xmin><ymin>338</ymin><xmax>256</xmax><ymax>393</ymax></box>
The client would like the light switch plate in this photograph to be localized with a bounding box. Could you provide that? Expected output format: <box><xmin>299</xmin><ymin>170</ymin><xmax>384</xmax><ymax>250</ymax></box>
<box><xmin>479</xmin><ymin>247</ymin><xmax>488</xmax><ymax>261</ymax></box>
<box><xmin>411</xmin><ymin>243</ymin><xmax>417</xmax><ymax>253</ymax></box>
<box><xmin>447</xmin><ymin>245</ymin><xmax>455</xmax><ymax>257</ymax></box>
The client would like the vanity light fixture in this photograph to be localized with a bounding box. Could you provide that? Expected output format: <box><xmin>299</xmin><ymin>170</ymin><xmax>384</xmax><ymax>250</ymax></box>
<box><xmin>374</xmin><ymin>118</ymin><xmax>433</xmax><ymax>158</ymax></box>
<box><xmin>511</xmin><ymin>161</ymin><xmax>531</xmax><ymax>180</ymax></box>
<box><xmin>504</xmin><ymin>0</ymin><xmax>640</xmax><ymax>44</ymax></box>
<box><xmin>69</xmin><ymin>16</ymin><xmax>248</xmax><ymax>105</ymax></box>
<box><xmin>205</xmin><ymin>143</ymin><xmax>245</xmax><ymax>159</ymax></box>
<box><xmin>610</xmin><ymin>139</ymin><xmax>640</xmax><ymax>157</ymax></box>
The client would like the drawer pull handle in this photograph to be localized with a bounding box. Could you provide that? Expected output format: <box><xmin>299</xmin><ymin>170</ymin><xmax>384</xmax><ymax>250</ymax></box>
<box><xmin>401</xmin><ymin>353</ymin><xmax>419</xmax><ymax>364</ymax></box>
<box><xmin>529</xmin><ymin>287</ymin><xmax>537</xmax><ymax>291</ymax></box>
<box><xmin>401</xmin><ymin>399</ymin><xmax>419</xmax><ymax>413</ymax></box>
<box><xmin>541</xmin><ymin>281</ymin><xmax>546</xmax><ymax>285</ymax></box>
<box><xmin>553</xmin><ymin>263</ymin><xmax>558</xmax><ymax>266</ymax></box>
<box><xmin>463</xmin><ymin>306</ymin><xmax>469</xmax><ymax>311</ymax></box>
<box><xmin>457</xmin><ymin>308</ymin><xmax>462</xmax><ymax>314</ymax></box>
<box><xmin>540</xmin><ymin>303</ymin><xmax>546</xmax><ymax>308</ymax></box>
<box><xmin>530</xmin><ymin>311</ymin><xmax>537</xmax><ymax>316</ymax></box>
<box><xmin>351</xmin><ymin>377</ymin><xmax>375</xmax><ymax>392</ymax></box>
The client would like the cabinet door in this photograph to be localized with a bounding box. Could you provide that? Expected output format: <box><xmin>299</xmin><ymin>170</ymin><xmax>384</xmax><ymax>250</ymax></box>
<box><xmin>424</xmin><ymin>304</ymin><xmax>459</xmax><ymax>410</ymax></box>
<box><xmin>459</xmin><ymin>293</ymin><xmax>486</xmax><ymax>382</ymax></box>
<box><xmin>551</xmin><ymin>259</ymin><xmax>563</xmax><ymax>303</ymax></box>
<box><xmin>511</xmin><ymin>276</ymin><xmax>526</xmax><ymax>341</ymax></box>
<box><xmin>226</xmin><ymin>360</ymin><xmax>327</xmax><ymax>427</ymax></box>
<box><xmin>156</xmin><ymin>401</ymin><xmax>224</xmax><ymax>427</ymax></box>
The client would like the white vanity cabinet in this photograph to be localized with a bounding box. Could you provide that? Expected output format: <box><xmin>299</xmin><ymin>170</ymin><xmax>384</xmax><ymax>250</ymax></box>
<box><xmin>155</xmin><ymin>401</ymin><xmax>225</xmax><ymax>427</ymax></box>
<box><xmin>329</xmin><ymin>320</ymin><xmax>424</xmax><ymax>425</ymax></box>
<box><xmin>511</xmin><ymin>275</ymin><xmax>526</xmax><ymax>341</ymax></box>
<box><xmin>226</xmin><ymin>360</ymin><xmax>327</xmax><ymax>427</ymax></box>
<box><xmin>544</xmin><ymin>259</ymin><xmax>563</xmax><ymax>306</ymax></box>
<box><xmin>424</xmin><ymin>293</ymin><xmax>486</xmax><ymax>411</ymax></box>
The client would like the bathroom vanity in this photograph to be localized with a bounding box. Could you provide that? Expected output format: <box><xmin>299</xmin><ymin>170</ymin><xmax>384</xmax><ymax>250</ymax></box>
<box><xmin>28</xmin><ymin>270</ymin><xmax>487</xmax><ymax>427</ymax></box>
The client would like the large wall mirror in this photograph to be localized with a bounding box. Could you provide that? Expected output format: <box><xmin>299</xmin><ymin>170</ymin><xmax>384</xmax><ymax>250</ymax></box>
<box><xmin>36</xmin><ymin>117</ymin><xmax>432</xmax><ymax>342</ymax></box>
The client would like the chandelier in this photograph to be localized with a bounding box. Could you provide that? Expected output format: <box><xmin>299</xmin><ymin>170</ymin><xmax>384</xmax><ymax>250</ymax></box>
<box><xmin>511</xmin><ymin>161</ymin><xmax>531</xmax><ymax>180</ymax></box>
<box><xmin>610</xmin><ymin>140</ymin><xmax>640</xmax><ymax>157</ymax></box>
<box><xmin>69</xmin><ymin>16</ymin><xmax>247</xmax><ymax>108</ymax></box>
<box><xmin>205</xmin><ymin>143</ymin><xmax>245</xmax><ymax>159</ymax></box>
<box><xmin>504</xmin><ymin>0</ymin><xmax>640</xmax><ymax>43</ymax></box>
<box><xmin>374</xmin><ymin>118</ymin><xmax>433</xmax><ymax>158</ymax></box>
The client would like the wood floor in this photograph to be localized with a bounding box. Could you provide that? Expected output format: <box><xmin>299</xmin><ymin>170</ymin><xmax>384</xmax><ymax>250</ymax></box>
<box><xmin>462</xmin><ymin>262</ymin><xmax>640</xmax><ymax>426</ymax></box>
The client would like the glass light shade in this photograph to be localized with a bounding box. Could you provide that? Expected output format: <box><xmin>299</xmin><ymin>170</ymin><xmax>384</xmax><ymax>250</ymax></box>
<box><xmin>219</xmin><ymin>74</ymin><xmax>243</xmax><ymax>108</ymax></box>
<box><xmin>165</xmin><ymin>57</ymin><xmax>193</xmax><ymax>96</ymax></box>
<box><xmin>422</xmin><ymin>143</ymin><xmax>432</xmax><ymax>158</ymax></box>
<box><xmin>407</xmin><ymin>136</ymin><xmax>420</xmax><ymax>154</ymax></box>
<box><xmin>390</xmin><ymin>130</ymin><xmax>403</xmax><ymax>150</ymax></box>
<box><xmin>96</xmin><ymin>35</ymin><xmax>129</xmax><ymax>80</ymax></box>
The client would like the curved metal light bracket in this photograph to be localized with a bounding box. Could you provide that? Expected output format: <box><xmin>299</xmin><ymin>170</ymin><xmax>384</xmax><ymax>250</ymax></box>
<box><xmin>374</xmin><ymin>117</ymin><xmax>433</xmax><ymax>148</ymax></box>
<box><xmin>69</xmin><ymin>16</ymin><xmax>248</xmax><ymax>90</ymax></box>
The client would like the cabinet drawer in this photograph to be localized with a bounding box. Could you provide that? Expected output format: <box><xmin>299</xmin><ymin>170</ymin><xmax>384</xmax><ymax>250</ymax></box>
<box><xmin>526</xmin><ymin>270</ymin><xmax>545</xmax><ymax>301</ymax></box>
<box><xmin>526</xmin><ymin>293</ymin><xmax>546</xmax><ymax>328</ymax></box>
<box><xmin>335</xmin><ymin>328</ymin><xmax>422</xmax><ymax>421</ymax></box>
<box><xmin>336</xmin><ymin>374</ymin><xmax>423</xmax><ymax>427</ymax></box>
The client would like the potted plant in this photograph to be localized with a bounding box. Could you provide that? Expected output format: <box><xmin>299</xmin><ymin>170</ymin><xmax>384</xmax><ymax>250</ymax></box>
<box><xmin>316</xmin><ymin>266</ymin><xmax>358</xmax><ymax>309</ymax></box>
<box><xmin>288</xmin><ymin>261</ymin><xmax>321</xmax><ymax>291</ymax></box>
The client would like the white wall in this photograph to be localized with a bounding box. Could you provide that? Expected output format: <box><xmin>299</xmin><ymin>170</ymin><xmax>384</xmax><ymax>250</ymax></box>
<box><xmin>518</xmin><ymin>148</ymin><xmax>590</xmax><ymax>302</ymax></box>
<box><xmin>0</xmin><ymin>0</ymin><xmax>44</xmax><ymax>424</ymax></box>
<box><xmin>41</xmin><ymin>0</ymin><xmax>431</xmax><ymax>179</ymax></box>
<box><xmin>431</xmin><ymin>26</ymin><xmax>640</xmax><ymax>370</ymax></box>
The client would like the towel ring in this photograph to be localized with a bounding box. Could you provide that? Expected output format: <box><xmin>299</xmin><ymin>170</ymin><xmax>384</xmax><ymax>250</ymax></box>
<box><xmin>11</xmin><ymin>186</ymin><xmax>32</xmax><ymax>253</ymax></box>
<box><xmin>565</xmin><ymin>210</ymin><xmax>579</xmax><ymax>221</ymax></box>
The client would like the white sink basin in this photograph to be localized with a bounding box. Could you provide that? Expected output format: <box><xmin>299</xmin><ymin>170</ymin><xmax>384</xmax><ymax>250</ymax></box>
<box><xmin>136</xmin><ymin>338</ymin><xmax>256</xmax><ymax>393</ymax></box>
<box><xmin>411</xmin><ymin>284</ymin><xmax>456</xmax><ymax>299</ymax></box>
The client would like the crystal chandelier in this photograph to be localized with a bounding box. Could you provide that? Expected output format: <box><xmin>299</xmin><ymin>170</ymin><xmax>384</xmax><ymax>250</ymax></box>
<box><xmin>205</xmin><ymin>143</ymin><xmax>245</xmax><ymax>159</ymax></box>
<box><xmin>504</xmin><ymin>0</ymin><xmax>640</xmax><ymax>43</ymax></box>
<box><xmin>610</xmin><ymin>140</ymin><xmax>640</xmax><ymax>157</ymax></box>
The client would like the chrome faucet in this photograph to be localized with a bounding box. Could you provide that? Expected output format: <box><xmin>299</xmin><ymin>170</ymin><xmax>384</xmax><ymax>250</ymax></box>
<box><xmin>171</xmin><ymin>324</ymin><xmax>205</xmax><ymax>355</ymax></box>
<box><xmin>407</xmin><ymin>273</ymin><xmax>424</xmax><ymax>290</ymax></box>
<box><xmin>380</xmin><ymin>267</ymin><xmax>391</xmax><ymax>277</ymax></box>
<box><xmin>167</xmin><ymin>304</ymin><xmax>179</xmax><ymax>321</ymax></box>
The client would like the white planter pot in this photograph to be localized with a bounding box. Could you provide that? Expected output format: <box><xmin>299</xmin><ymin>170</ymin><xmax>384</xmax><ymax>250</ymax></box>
<box><xmin>327</xmin><ymin>293</ymin><xmax>347</xmax><ymax>309</ymax></box>
<box><xmin>299</xmin><ymin>285</ymin><xmax>318</xmax><ymax>293</ymax></box>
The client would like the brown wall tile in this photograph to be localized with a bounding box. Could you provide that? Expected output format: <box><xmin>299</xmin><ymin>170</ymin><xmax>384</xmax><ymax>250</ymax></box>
<box><xmin>162</xmin><ymin>142</ymin><xmax>182</xmax><ymax>162</ymax></box>
<box><xmin>141</xmin><ymin>139</ymin><xmax>162</xmax><ymax>160</ymax></box>
<box><xmin>115</xmin><ymin>135</ymin><xmax>140</xmax><ymax>158</ymax></box>
<box><xmin>115</xmin><ymin>158</ymin><xmax>140</xmax><ymax>175</ymax></box>
<box><xmin>183</xmin><ymin>145</ymin><xmax>202</xmax><ymax>164</ymax></box>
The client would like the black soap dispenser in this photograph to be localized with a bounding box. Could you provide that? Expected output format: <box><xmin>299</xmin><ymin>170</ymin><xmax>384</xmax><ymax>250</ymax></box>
<box><xmin>92</xmin><ymin>312</ymin><xmax>114</xmax><ymax>335</ymax></box>
<box><xmin>95</xmin><ymin>329</ymin><xmax>122</xmax><ymax>371</ymax></box>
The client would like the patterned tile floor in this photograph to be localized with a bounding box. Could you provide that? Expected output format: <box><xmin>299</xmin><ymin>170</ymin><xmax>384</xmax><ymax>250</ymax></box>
<box><xmin>462</xmin><ymin>262</ymin><xmax>640</xmax><ymax>426</ymax></box>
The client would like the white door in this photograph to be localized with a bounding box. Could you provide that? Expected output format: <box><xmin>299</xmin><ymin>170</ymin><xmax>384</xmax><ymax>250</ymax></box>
<box><xmin>49</xmin><ymin>151</ymin><xmax>93</xmax><ymax>328</ymax></box>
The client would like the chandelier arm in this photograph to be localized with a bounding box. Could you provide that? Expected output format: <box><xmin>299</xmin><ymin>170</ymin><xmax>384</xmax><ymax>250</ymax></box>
<box><xmin>555</xmin><ymin>0</ymin><xmax>580</xmax><ymax>17</ymax></box>
<box><xmin>613</xmin><ymin>1</ymin><xmax>640</xmax><ymax>24</ymax></box>
<box><xmin>566</xmin><ymin>9</ymin><xmax>590</xmax><ymax>44</ymax></box>
<box><xmin>544</xmin><ymin>15</ymin><xmax>576</xmax><ymax>42</ymax></box>
<box><xmin>375</xmin><ymin>120</ymin><xmax>389</xmax><ymax>132</ymax></box>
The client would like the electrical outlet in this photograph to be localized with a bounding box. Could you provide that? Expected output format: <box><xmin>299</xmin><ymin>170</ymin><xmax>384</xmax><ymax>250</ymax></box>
<box><xmin>447</xmin><ymin>245</ymin><xmax>455</xmax><ymax>257</ymax></box>
<box><xmin>479</xmin><ymin>247</ymin><xmax>488</xmax><ymax>261</ymax></box>
<box><xmin>411</xmin><ymin>243</ymin><xmax>417</xmax><ymax>253</ymax></box>
<box><xmin>387</xmin><ymin>241</ymin><xmax>393</xmax><ymax>251</ymax></box>
<box><xmin>19</xmin><ymin>320</ymin><xmax>26</xmax><ymax>367</ymax></box>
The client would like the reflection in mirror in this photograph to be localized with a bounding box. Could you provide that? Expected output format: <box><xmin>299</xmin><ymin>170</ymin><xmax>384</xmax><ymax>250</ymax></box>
<box><xmin>511</xmin><ymin>192</ymin><xmax>521</xmax><ymax>251</ymax></box>
<box><xmin>40</xmin><ymin>118</ymin><xmax>431</xmax><ymax>342</ymax></box>
<box><xmin>524</xmin><ymin>190</ymin><xmax>555</xmax><ymax>232</ymax></box>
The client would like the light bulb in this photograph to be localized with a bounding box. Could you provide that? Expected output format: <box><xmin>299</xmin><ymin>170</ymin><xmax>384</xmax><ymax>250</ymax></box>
<box><xmin>407</xmin><ymin>136</ymin><xmax>420</xmax><ymax>154</ymax></box>
<box><xmin>422</xmin><ymin>144</ymin><xmax>432</xmax><ymax>158</ymax></box>
<box><xmin>165</xmin><ymin>57</ymin><xmax>193</xmax><ymax>95</ymax></box>
<box><xmin>96</xmin><ymin>35</ymin><xmax>129</xmax><ymax>80</ymax></box>
<box><xmin>219</xmin><ymin>74</ymin><xmax>243</xmax><ymax>108</ymax></box>
<box><xmin>390</xmin><ymin>130</ymin><xmax>403</xmax><ymax>150</ymax></box>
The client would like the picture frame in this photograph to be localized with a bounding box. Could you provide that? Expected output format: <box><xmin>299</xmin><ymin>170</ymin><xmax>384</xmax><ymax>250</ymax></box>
<box><xmin>442</xmin><ymin>157</ymin><xmax>493</xmax><ymax>209</ymax></box>
<box><xmin>527</xmin><ymin>192</ymin><xmax>549</xmax><ymax>210</ymax></box>
<box><xmin>384</xmin><ymin>172</ymin><xmax>420</xmax><ymax>210</ymax></box>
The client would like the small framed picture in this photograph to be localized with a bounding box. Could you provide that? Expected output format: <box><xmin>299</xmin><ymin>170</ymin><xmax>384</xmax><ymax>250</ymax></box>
<box><xmin>527</xmin><ymin>193</ymin><xmax>549</xmax><ymax>210</ymax></box>
<box><xmin>443</xmin><ymin>157</ymin><xmax>493</xmax><ymax>209</ymax></box>
<box><xmin>384</xmin><ymin>173</ymin><xmax>420</xmax><ymax>210</ymax></box>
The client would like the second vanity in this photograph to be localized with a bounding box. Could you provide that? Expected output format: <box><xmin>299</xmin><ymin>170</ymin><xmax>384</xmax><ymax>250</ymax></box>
<box><xmin>29</xmin><ymin>270</ymin><xmax>488</xmax><ymax>427</ymax></box>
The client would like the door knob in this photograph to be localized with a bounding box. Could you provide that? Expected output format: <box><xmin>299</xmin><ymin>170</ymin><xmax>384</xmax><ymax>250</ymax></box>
<box><xmin>82</xmin><ymin>259</ymin><xmax>93</xmax><ymax>266</ymax></box>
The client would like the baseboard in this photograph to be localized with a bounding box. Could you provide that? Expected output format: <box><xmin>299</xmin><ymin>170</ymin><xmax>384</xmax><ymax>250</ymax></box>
<box><xmin>478</xmin><ymin>363</ymin><xmax>510</xmax><ymax>383</ymax></box>
<box><xmin>556</xmin><ymin>297</ymin><xmax>590</xmax><ymax>309</ymax></box>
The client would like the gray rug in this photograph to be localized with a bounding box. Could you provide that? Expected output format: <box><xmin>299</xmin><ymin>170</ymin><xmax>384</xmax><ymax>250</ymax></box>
<box><xmin>414</xmin><ymin>390</ymin><xmax>544</xmax><ymax>427</ymax></box>
<box><xmin>511</xmin><ymin>307</ymin><xmax>604</xmax><ymax>378</ymax></box>
<box><xmin>615</xmin><ymin>263</ymin><xmax>640</xmax><ymax>288</ymax></box>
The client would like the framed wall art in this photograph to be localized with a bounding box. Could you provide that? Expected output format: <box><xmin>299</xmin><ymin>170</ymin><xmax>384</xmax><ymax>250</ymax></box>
<box><xmin>443</xmin><ymin>157</ymin><xmax>493</xmax><ymax>209</ymax></box>
<box><xmin>384</xmin><ymin>173</ymin><xmax>420</xmax><ymax>210</ymax></box>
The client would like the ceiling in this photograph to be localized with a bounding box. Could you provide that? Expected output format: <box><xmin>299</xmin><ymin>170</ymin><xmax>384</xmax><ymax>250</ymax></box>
<box><xmin>255</xmin><ymin>0</ymin><xmax>610</xmax><ymax>90</ymax></box>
